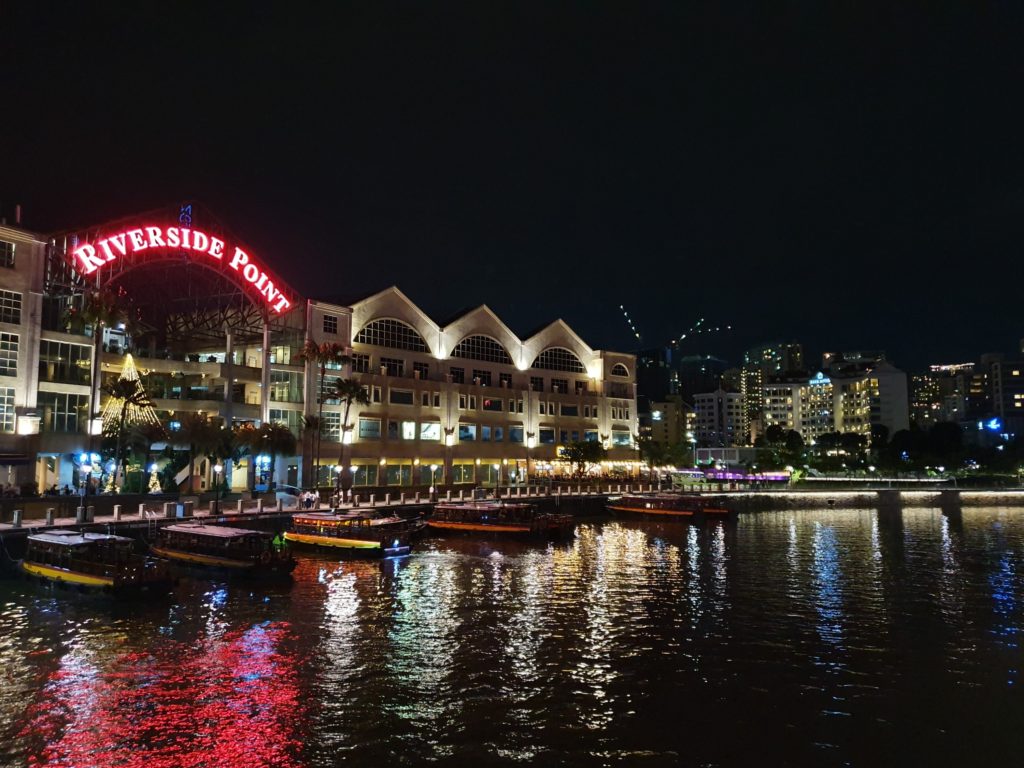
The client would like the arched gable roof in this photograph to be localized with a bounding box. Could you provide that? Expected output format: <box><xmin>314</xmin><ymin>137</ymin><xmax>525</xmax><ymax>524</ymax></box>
<box><xmin>523</xmin><ymin>319</ymin><xmax>594</xmax><ymax>372</ymax></box>
<box><xmin>450</xmin><ymin>334</ymin><xmax>513</xmax><ymax>364</ymax></box>
<box><xmin>531</xmin><ymin>346</ymin><xmax>587</xmax><ymax>373</ymax></box>
<box><xmin>439</xmin><ymin>305</ymin><xmax>522</xmax><ymax>363</ymax></box>
<box><xmin>349</xmin><ymin>286</ymin><xmax>439</xmax><ymax>355</ymax></box>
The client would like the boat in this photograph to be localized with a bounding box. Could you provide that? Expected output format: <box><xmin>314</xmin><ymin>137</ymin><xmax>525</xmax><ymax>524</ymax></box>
<box><xmin>606</xmin><ymin>492</ymin><xmax>733</xmax><ymax>519</ymax></box>
<box><xmin>427</xmin><ymin>501</ymin><xmax>575</xmax><ymax>538</ymax></box>
<box><xmin>20</xmin><ymin>530</ymin><xmax>173</xmax><ymax>594</ymax></box>
<box><xmin>284</xmin><ymin>511</ymin><xmax>419</xmax><ymax>557</ymax></box>
<box><xmin>150</xmin><ymin>523</ymin><xmax>296</xmax><ymax>577</ymax></box>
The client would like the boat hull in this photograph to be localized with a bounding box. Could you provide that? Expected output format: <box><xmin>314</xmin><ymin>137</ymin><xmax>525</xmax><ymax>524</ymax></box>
<box><xmin>284</xmin><ymin>531</ymin><xmax>411</xmax><ymax>558</ymax></box>
<box><xmin>607</xmin><ymin>502</ymin><xmax>732</xmax><ymax>519</ymax></box>
<box><xmin>149</xmin><ymin>544</ymin><xmax>297</xmax><ymax>577</ymax></box>
<box><xmin>19</xmin><ymin>561</ymin><xmax>173</xmax><ymax>594</ymax></box>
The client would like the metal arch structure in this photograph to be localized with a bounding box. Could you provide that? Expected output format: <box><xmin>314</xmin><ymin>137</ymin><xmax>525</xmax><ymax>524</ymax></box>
<box><xmin>50</xmin><ymin>202</ymin><xmax>304</xmax><ymax>349</ymax></box>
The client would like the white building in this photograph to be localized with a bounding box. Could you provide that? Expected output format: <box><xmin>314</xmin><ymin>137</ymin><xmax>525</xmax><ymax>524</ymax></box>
<box><xmin>692</xmin><ymin>388</ymin><xmax>744</xmax><ymax>447</ymax></box>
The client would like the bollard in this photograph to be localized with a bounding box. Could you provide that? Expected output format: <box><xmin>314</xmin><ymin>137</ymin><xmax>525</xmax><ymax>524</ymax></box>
<box><xmin>458</xmin><ymin>489</ymin><xmax>465</xmax><ymax>501</ymax></box>
<box><xmin>400</xmin><ymin>492</ymin><xmax>406</xmax><ymax>505</ymax></box>
<box><xmin>76</xmin><ymin>506</ymin><xmax>86</xmax><ymax>523</ymax></box>
<box><xmin>182</xmin><ymin>501</ymin><xmax>194</xmax><ymax>518</ymax></box>
<box><xmin>164</xmin><ymin>502</ymin><xmax>176</xmax><ymax>519</ymax></box>
<box><xmin>353</xmin><ymin>495</ymin><xmax>360</xmax><ymax>508</ymax></box>
<box><xmin>12</xmin><ymin>509</ymin><xmax>22</xmax><ymax>528</ymax></box>
<box><xmin>369</xmin><ymin>493</ymin><xmax>376</xmax><ymax>506</ymax></box>
<box><xmin>234</xmin><ymin>499</ymin><xmax>243</xmax><ymax>514</ymax></box>
<box><xmin>86</xmin><ymin>505</ymin><xmax>95</xmax><ymax>522</ymax></box>
<box><xmin>45</xmin><ymin>508</ymin><xmax>54</xmax><ymax>526</ymax></box>
<box><xmin>256</xmin><ymin>498</ymin><xmax>263</xmax><ymax>514</ymax></box>
<box><xmin>385</xmin><ymin>493</ymin><xmax>391</xmax><ymax>506</ymax></box>
<box><xmin>414</xmin><ymin>491</ymin><xmax>420</xmax><ymax>503</ymax></box>
<box><xmin>139</xmin><ymin>503</ymin><xmax>148</xmax><ymax>517</ymax></box>
<box><xmin>113</xmin><ymin>505</ymin><xmax>122</xmax><ymax>521</ymax></box>
<box><xmin>277</xmin><ymin>497</ymin><xmax>283</xmax><ymax>512</ymax></box>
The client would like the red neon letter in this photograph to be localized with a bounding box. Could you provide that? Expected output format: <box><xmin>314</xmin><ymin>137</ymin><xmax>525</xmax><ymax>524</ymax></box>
<box><xmin>127</xmin><ymin>229</ymin><xmax>147</xmax><ymax>251</ymax></box>
<box><xmin>73</xmin><ymin>244</ymin><xmax>106</xmax><ymax>274</ymax></box>
<box><xmin>192</xmin><ymin>231</ymin><xmax>209</xmax><ymax>253</ymax></box>
<box><xmin>208</xmin><ymin>237</ymin><xmax>225</xmax><ymax>258</ymax></box>
<box><xmin>146</xmin><ymin>227</ymin><xmax>166</xmax><ymax>248</ymax></box>
<box><xmin>97</xmin><ymin>239</ymin><xmax>117</xmax><ymax>261</ymax></box>
<box><xmin>229</xmin><ymin>247</ymin><xmax>249</xmax><ymax>270</ymax></box>
<box><xmin>242</xmin><ymin>263</ymin><xmax>260</xmax><ymax>283</ymax></box>
<box><xmin>107</xmin><ymin>233</ymin><xmax>128</xmax><ymax>256</ymax></box>
<box><xmin>181</xmin><ymin>228</ymin><xmax>192</xmax><ymax>249</ymax></box>
<box><xmin>273</xmin><ymin>295</ymin><xmax>292</xmax><ymax>313</ymax></box>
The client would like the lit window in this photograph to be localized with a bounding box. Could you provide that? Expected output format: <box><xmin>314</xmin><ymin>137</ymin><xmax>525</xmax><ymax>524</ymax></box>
<box><xmin>0</xmin><ymin>290</ymin><xmax>21</xmax><ymax>325</ymax></box>
<box><xmin>451</xmin><ymin>335</ymin><xmax>512</xmax><ymax>364</ymax></box>
<box><xmin>355</xmin><ymin>318</ymin><xmax>428</xmax><ymax>352</ymax></box>
<box><xmin>531</xmin><ymin>347</ymin><xmax>586</xmax><ymax>373</ymax></box>
<box><xmin>0</xmin><ymin>241</ymin><xmax>14</xmax><ymax>269</ymax></box>
<box><xmin>322</xmin><ymin>314</ymin><xmax>338</xmax><ymax>335</ymax></box>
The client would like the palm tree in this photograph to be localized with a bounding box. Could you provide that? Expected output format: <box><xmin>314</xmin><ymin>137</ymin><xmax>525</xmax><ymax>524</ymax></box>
<box><xmin>297</xmin><ymin>341</ymin><xmax>349</xmax><ymax>484</ymax></box>
<box><xmin>70</xmin><ymin>288</ymin><xmax>126</xmax><ymax>449</ymax></box>
<box><xmin>638</xmin><ymin>439</ymin><xmax>668</xmax><ymax>483</ymax></box>
<box><xmin>301</xmin><ymin>415</ymin><xmax>322</xmax><ymax>486</ymax></box>
<box><xmin>328</xmin><ymin>379</ymin><xmax>371</xmax><ymax>493</ymax></box>
<box><xmin>102</xmin><ymin>377</ymin><xmax>159</xmax><ymax>490</ymax></box>
<box><xmin>232</xmin><ymin>422</ymin><xmax>261</xmax><ymax>491</ymax></box>
<box><xmin>175</xmin><ymin>413</ymin><xmax>221</xmax><ymax>494</ymax></box>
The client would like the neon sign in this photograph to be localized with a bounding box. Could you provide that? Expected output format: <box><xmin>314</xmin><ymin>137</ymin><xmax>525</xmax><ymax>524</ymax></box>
<box><xmin>71</xmin><ymin>225</ymin><xmax>293</xmax><ymax>313</ymax></box>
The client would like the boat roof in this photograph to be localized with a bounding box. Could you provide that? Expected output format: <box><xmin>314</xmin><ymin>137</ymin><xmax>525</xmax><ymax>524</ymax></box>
<box><xmin>28</xmin><ymin>531</ymin><xmax>135</xmax><ymax>547</ymax></box>
<box><xmin>293</xmin><ymin>512</ymin><xmax>373</xmax><ymax>522</ymax></box>
<box><xmin>163</xmin><ymin>524</ymin><xmax>268</xmax><ymax>539</ymax></box>
<box><xmin>434</xmin><ymin>502</ymin><xmax>535</xmax><ymax>511</ymax></box>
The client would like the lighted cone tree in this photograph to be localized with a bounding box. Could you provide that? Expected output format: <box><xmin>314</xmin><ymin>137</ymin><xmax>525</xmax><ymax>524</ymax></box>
<box><xmin>101</xmin><ymin>354</ymin><xmax>162</xmax><ymax>491</ymax></box>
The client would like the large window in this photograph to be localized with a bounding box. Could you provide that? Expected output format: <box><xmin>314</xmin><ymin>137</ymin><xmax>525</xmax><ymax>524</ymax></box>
<box><xmin>358</xmin><ymin>418</ymin><xmax>381</xmax><ymax>439</ymax></box>
<box><xmin>531</xmin><ymin>347</ymin><xmax>586</xmax><ymax>373</ymax></box>
<box><xmin>472</xmin><ymin>369</ymin><xmax>492</xmax><ymax>386</ymax></box>
<box><xmin>321</xmin><ymin>411</ymin><xmax>341</xmax><ymax>441</ymax></box>
<box><xmin>0</xmin><ymin>240</ymin><xmax>14</xmax><ymax>269</ymax></box>
<box><xmin>458</xmin><ymin>423</ymin><xmax>477</xmax><ymax>441</ymax></box>
<box><xmin>611</xmin><ymin>431</ymin><xmax>632</xmax><ymax>446</ymax></box>
<box><xmin>449</xmin><ymin>367</ymin><xmax>465</xmax><ymax>384</ymax></box>
<box><xmin>38</xmin><ymin>391</ymin><xmax>89</xmax><ymax>433</ymax></box>
<box><xmin>451</xmin><ymin>335</ymin><xmax>513</xmax><ymax>364</ymax></box>
<box><xmin>269</xmin><ymin>371</ymin><xmax>304</xmax><ymax>402</ymax></box>
<box><xmin>530</xmin><ymin>376</ymin><xmax>544</xmax><ymax>392</ymax></box>
<box><xmin>323</xmin><ymin>314</ymin><xmax>338</xmax><ymax>334</ymax></box>
<box><xmin>509</xmin><ymin>426</ymin><xmax>524</xmax><ymax>443</ymax></box>
<box><xmin>0</xmin><ymin>387</ymin><xmax>14</xmax><ymax>432</ymax></box>
<box><xmin>611</xmin><ymin>363</ymin><xmax>630</xmax><ymax>377</ymax></box>
<box><xmin>0</xmin><ymin>290</ymin><xmax>22</xmax><ymax>325</ymax></box>
<box><xmin>482</xmin><ymin>397</ymin><xmax>503</xmax><ymax>412</ymax></box>
<box><xmin>355</xmin><ymin>318</ymin><xmax>428</xmax><ymax>352</ymax></box>
<box><xmin>352</xmin><ymin>353</ymin><xmax>370</xmax><ymax>373</ymax></box>
<box><xmin>39</xmin><ymin>340</ymin><xmax>91</xmax><ymax>385</ymax></box>
<box><xmin>0</xmin><ymin>333</ymin><xmax>17</xmax><ymax>377</ymax></box>
<box><xmin>380</xmin><ymin>357</ymin><xmax>405</xmax><ymax>377</ymax></box>
<box><xmin>539</xmin><ymin>428</ymin><xmax>555</xmax><ymax>444</ymax></box>
<box><xmin>420</xmin><ymin>422</ymin><xmax>441</xmax><ymax>440</ymax></box>
<box><xmin>269</xmin><ymin>408</ymin><xmax>302</xmax><ymax>437</ymax></box>
<box><xmin>389</xmin><ymin>389</ymin><xmax>414</xmax><ymax>405</ymax></box>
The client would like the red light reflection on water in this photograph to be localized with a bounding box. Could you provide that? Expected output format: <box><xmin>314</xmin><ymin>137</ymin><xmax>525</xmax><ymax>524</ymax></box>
<box><xmin>20</xmin><ymin>622</ymin><xmax>305</xmax><ymax>768</ymax></box>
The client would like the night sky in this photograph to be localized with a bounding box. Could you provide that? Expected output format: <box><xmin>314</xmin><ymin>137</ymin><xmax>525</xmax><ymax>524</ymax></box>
<box><xmin>6</xmin><ymin>3</ymin><xmax>1023</xmax><ymax>370</ymax></box>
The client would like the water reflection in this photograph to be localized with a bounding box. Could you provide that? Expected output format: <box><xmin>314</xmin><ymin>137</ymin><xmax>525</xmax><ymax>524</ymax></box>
<box><xmin>1</xmin><ymin>508</ymin><xmax>1023</xmax><ymax>766</ymax></box>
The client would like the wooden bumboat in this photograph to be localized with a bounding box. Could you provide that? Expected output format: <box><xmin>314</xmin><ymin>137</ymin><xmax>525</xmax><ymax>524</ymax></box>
<box><xmin>20</xmin><ymin>530</ymin><xmax>173</xmax><ymax>594</ymax></box>
<box><xmin>284</xmin><ymin>512</ymin><xmax>419</xmax><ymax>557</ymax></box>
<box><xmin>428</xmin><ymin>501</ymin><xmax>575</xmax><ymax>538</ymax></box>
<box><xmin>150</xmin><ymin>523</ymin><xmax>296</xmax><ymax>576</ymax></box>
<box><xmin>606</xmin><ymin>493</ymin><xmax>733</xmax><ymax>519</ymax></box>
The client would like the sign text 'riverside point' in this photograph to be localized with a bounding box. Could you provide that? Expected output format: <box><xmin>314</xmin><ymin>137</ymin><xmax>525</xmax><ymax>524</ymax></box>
<box><xmin>71</xmin><ymin>225</ymin><xmax>293</xmax><ymax>313</ymax></box>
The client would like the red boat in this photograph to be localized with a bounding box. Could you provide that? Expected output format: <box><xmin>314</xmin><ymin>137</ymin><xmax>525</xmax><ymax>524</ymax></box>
<box><xmin>606</xmin><ymin>493</ymin><xmax>733</xmax><ymax>519</ymax></box>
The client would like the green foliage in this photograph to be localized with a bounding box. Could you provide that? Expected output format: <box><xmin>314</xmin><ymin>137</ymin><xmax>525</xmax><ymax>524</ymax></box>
<box><xmin>559</xmin><ymin>441</ymin><xmax>607</xmax><ymax>477</ymax></box>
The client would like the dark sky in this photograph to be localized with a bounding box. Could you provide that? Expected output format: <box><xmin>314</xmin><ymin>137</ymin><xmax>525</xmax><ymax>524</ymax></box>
<box><xmin>6</xmin><ymin>2</ymin><xmax>1024</xmax><ymax>370</ymax></box>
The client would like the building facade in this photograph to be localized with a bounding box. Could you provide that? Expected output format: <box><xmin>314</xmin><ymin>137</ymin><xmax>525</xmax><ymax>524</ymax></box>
<box><xmin>0</xmin><ymin>208</ymin><xmax>639</xmax><ymax>493</ymax></box>
<box><xmin>692</xmin><ymin>388</ymin><xmax>745</xmax><ymax>448</ymax></box>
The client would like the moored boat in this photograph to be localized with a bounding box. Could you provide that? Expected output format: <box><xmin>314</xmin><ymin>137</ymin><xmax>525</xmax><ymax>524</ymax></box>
<box><xmin>150</xmin><ymin>523</ymin><xmax>296</xmax><ymax>577</ymax></box>
<box><xmin>285</xmin><ymin>512</ymin><xmax>418</xmax><ymax>557</ymax></box>
<box><xmin>428</xmin><ymin>501</ymin><xmax>575</xmax><ymax>538</ymax></box>
<box><xmin>20</xmin><ymin>530</ymin><xmax>173</xmax><ymax>594</ymax></box>
<box><xmin>606</xmin><ymin>493</ymin><xmax>733</xmax><ymax>519</ymax></box>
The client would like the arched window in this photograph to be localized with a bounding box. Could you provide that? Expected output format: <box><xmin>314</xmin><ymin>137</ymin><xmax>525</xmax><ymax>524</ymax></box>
<box><xmin>354</xmin><ymin>318</ymin><xmax>428</xmax><ymax>352</ymax></box>
<box><xmin>451</xmin><ymin>335</ymin><xmax>512</xmax><ymax>364</ymax></box>
<box><xmin>531</xmin><ymin>347</ymin><xmax>586</xmax><ymax>373</ymax></box>
<box><xmin>611</xmin><ymin>363</ymin><xmax>630</xmax><ymax>377</ymax></box>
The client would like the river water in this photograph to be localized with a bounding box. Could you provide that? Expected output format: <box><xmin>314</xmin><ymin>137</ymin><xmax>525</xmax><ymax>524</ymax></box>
<box><xmin>1</xmin><ymin>508</ymin><xmax>1022</xmax><ymax>767</ymax></box>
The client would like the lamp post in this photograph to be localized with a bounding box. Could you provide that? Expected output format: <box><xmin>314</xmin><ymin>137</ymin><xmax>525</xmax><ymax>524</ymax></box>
<box><xmin>429</xmin><ymin>463</ymin><xmax>438</xmax><ymax>501</ymax></box>
<box><xmin>493</xmin><ymin>463</ymin><xmax>501</xmax><ymax>498</ymax></box>
<box><xmin>212</xmin><ymin>463</ymin><xmax>223</xmax><ymax>514</ymax></box>
<box><xmin>334</xmin><ymin>464</ymin><xmax>343</xmax><ymax>507</ymax></box>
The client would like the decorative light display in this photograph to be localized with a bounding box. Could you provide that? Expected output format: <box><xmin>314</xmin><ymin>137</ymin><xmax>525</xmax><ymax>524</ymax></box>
<box><xmin>100</xmin><ymin>354</ymin><xmax>161</xmax><ymax>430</ymax></box>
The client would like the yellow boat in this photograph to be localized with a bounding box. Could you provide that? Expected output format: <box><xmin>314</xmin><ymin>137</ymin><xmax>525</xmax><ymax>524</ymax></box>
<box><xmin>285</xmin><ymin>512</ymin><xmax>418</xmax><ymax>557</ymax></box>
<box><xmin>20</xmin><ymin>530</ymin><xmax>174</xmax><ymax>594</ymax></box>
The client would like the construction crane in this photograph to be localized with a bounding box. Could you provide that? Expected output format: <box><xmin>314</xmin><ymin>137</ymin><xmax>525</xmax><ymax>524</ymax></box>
<box><xmin>621</xmin><ymin>305</ymin><xmax>733</xmax><ymax>349</ymax></box>
<box><xmin>620</xmin><ymin>305</ymin><xmax>643</xmax><ymax>344</ymax></box>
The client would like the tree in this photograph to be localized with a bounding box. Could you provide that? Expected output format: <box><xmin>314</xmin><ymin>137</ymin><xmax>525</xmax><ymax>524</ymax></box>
<box><xmin>100</xmin><ymin>355</ymin><xmax>161</xmax><ymax>490</ymax></box>
<box><xmin>255</xmin><ymin>422</ymin><xmax>298</xmax><ymax>491</ymax></box>
<box><xmin>764</xmin><ymin>424</ymin><xmax>786</xmax><ymax>446</ymax></box>
<box><xmin>297</xmin><ymin>341</ymin><xmax>350</xmax><ymax>484</ymax></box>
<box><xmin>784</xmin><ymin>430</ymin><xmax>805</xmax><ymax>453</ymax></box>
<box><xmin>69</xmin><ymin>288</ymin><xmax>126</xmax><ymax>448</ymax></box>
<box><xmin>127</xmin><ymin>421</ymin><xmax>168</xmax><ymax>476</ymax></box>
<box><xmin>328</xmin><ymin>379</ymin><xmax>371</xmax><ymax>492</ymax></box>
<box><xmin>559</xmin><ymin>441</ymin><xmax>607</xmax><ymax>478</ymax></box>
<box><xmin>175</xmin><ymin>414</ymin><xmax>222</xmax><ymax>494</ymax></box>
<box><xmin>638</xmin><ymin>439</ymin><xmax>668</xmax><ymax>481</ymax></box>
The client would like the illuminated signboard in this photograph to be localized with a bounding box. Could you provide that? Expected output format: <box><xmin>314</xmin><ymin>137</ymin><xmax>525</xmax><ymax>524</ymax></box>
<box><xmin>71</xmin><ymin>225</ymin><xmax>292</xmax><ymax>314</ymax></box>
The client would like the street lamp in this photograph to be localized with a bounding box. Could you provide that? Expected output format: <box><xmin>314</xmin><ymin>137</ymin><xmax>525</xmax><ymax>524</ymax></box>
<box><xmin>429</xmin><ymin>463</ymin><xmax>438</xmax><ymax>501</ymax></box>
<box><xmin>334</xmin><ymin>464</ymin><xmax>343</xmax><ymax>507</ymax></box>
<box><xmin>212</xmin><ymin>463</ymin><xmax>223</xmax><ymax>514</ymax></box>
<box><xmin>493</xmin><ymin>463</ymin><xmax>501</xmax><ymax>498</ymax></box>
<box><xmin>526</xmin><ymin>432</ymin><xmax>535</xmax><ymax>488</ymax></box>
